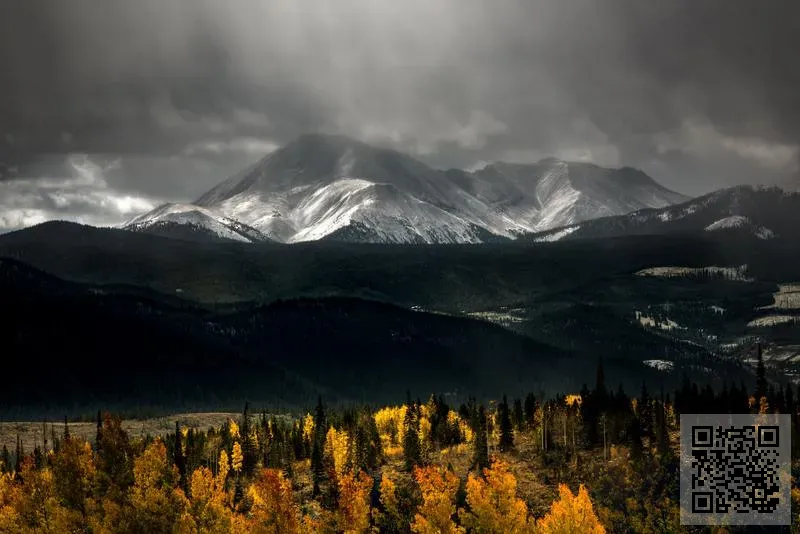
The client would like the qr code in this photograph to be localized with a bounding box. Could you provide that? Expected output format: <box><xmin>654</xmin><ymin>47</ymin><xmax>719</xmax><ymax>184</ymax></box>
<box><xmin>680</xmin><ymin>414</ymin><xmax>791</xmax><ymax>526</ymax></box>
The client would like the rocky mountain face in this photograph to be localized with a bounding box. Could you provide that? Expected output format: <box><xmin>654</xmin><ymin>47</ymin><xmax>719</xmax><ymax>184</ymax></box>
<box><xmin>127</xmin><ymin>133</ymin><xmax>689</xmax><ymax>243</ymax></box>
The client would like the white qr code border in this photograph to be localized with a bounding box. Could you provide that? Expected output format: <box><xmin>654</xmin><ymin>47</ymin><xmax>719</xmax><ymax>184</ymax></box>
<box><xmin>680</xmin><ymin>413</ymin><xmax>791</xmax><ymax>526</ymax></box>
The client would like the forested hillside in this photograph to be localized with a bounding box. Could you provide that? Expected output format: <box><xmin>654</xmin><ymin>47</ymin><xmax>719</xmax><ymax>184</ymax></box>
<box><xmin>2</xmin><ymin>357</ymin><xmax>799</xmax><ymax>533</ymax></box>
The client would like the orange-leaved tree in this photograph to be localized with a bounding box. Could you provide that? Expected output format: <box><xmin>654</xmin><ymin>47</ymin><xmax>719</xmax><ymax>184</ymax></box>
<box><xmin>412</xmin><ymin>465</ymin><xmax>464</xmax><ymax>534</ymax></box>
<box><xmin>535</xmin><ymin>484</ymin><xmax>605</xmax><ymax>534</ymax></box>
<box><xmin>331</xmin><ymin>470</ymin><xmax>373</xmax><ymax>533</ymax></box>
<box><xmin>459</xmin><ymin>459</ymin><xmax>530</xmax><ymax>534</ymax></box>
<box><xmin>246</xmin><ymin>468</ymin><xmax>303</xmax><ymax>534</ymax></box>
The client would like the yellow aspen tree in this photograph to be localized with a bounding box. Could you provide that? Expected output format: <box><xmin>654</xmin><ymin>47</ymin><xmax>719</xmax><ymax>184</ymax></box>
<box><xmin>189</xmin><ymin>466</ymin><xmax>231</xmax><ymax>533</ymax></box>
<box><xmin>459</xmin><ymin>459</ymin><xmax>530</xmax><ymax>534</ymax></box>
<box><xmin>374</xmin><ymin>406</ymin><xmax>407</xmax><ymax>455</ymax></box>
<box><xmin>412</xmin><ymin>465</ymin><xmax>465</xmax><ymax>534</ymax></box>
<box><xmin>302</xmin><ymin>414</ymin><xmax>315</xmax><ymax>443</ymax></box>
<box><xmin>232</xmin><ymin>442</ymin><xmax>244</xmax><ymax>474</ymax></box>
<box><xmin>129</xmin><ymin>440</ymin><xmax>192</xmax><ymax>533</ymax></box>
<box><xmin>229</xmin><ymin>420</ymin><xmax>240</xmax><ymax>440</ymax></box>
<box><xmin>325</xmin><ymin>427</ymin><xmax>350</xmax><ymax>479</ymax></box>
<box><xmin>377</xmin><ymin>472</ymin><xmax>401</xmax><ymax>529</ymax></box>
<box><xmin>247</xmin><ymin>468</ymin><xmax>302</xmax><ymax>534</ymax></box>
<box><xmin>334</xmin><ymin>470</ymin><xmax>373</xmax><ymax>533</ymax></box>
<box><xmin>217</xmin><ymin>450</ymin><xmax>230</xmax><ymax>487</ymax></box>
<box><xmin>0</xmin><ymin>469</ymin><xmax>20</xmax><ymax>532</ymax></box>
<box><xmin>535</xmin><ymin>484</ymin><xmax>606</xmax><ymax>534</ymax></box>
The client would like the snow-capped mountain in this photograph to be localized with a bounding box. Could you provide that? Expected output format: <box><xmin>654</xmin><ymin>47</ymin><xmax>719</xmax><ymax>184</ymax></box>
<box><xmin>124</xmin><ymin>203</ymin><xmax>269</xmax><ymax>243</ymax></box>
<box><xmin>525</xmin><ymin>185</ymin><xmax>799</xmax><ymax>242</ymax></box>
<box><xmin>131</xmin><ymin>134</ymin><xmax>689</xmax><ymax>244</ymax></box>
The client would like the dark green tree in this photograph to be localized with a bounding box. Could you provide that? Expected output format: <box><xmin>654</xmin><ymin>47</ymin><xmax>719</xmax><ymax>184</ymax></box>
<box><xmin>311</xmin><ymin>396</ymin><xmax>328</xmax><ymax>496</ymax></box>
<box><xmin>498</xmin><ymin>395</ymin><xmax>514</xmax><ymax>452</ymax></box>
<box><xmin>174</xmin><ymin>421</ymin><xmax>186</xmax><ymax>491</ymax></box>
<box><xmin>239</xmin><ymin>402</ymin><xmax>256</xmax><ymax>476</ymax></box>
<box><xmin>512</xmin><ymin>398</ymin><xmax>524</xmax><ymax>432</ymax></box>
<box><xmin>0</xmin><ymin>445</ymin><xmax>10</xmax><ymax>473</ymax></box>
<box><xmin>95</xmin><ymin>410</ymin><xmax>103</xmax><ymax>452</ymax></box>
<box><xmin>403</xmin><ymin>399</ymin><xmax>422</xmax><ymax>470</ymax></box>
<box><xmin>14</xmin><ymin>434</ymin><xmax>23</xmax><ymax>476</ymax></box>
<box><xmin>472</xmin><ymin>405</ymin><xmax>489</xmax><ymax>471</ymax></box>
<box><xmin>755</xmin><ymin>343</ymin><xmax>768</xmax><ymax>401</ymax></box>
<box><xmin>524</xmin><ymin>393</ymin><xmax>537</xmax><ymax>430</ymax></box>
<box><xmin>638</xmin><ymin>382</ymin><xmax>653</xmax><ymax>439</ymax></box>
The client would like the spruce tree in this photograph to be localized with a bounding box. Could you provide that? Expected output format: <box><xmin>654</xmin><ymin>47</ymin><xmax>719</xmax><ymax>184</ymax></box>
<box><xmin>96</xmin><ymin>410</ymin><xmax>103</xmax><ymax>452</ymax></box>
<box><xmin>14</xmin><ymin>435</ymin><xmax>22</xmax><ymax>476</ymax></box>
<box><xmin>472</xmin><ymin>405</ymin><xmax>489</xmax><ymax>471</ymax></box>
<box><xmin>0</xmin><ymin>445</ymin><xmax>9</xmax><ymax>473</ymax></box>
<box><xmin>512</xmin><ymin>398</ymin><xmax>524</xmax><ymax>432</ymax></box>
<box><xmin>311</xmin><ymin>396</ymin><xmax>328</xmax><ymax>496</ymax></box>
<box><xmin>240</xmin><ymin>402</ymin><xmax>255</xmax><ymax>476</ymax></box>
<box><xmin>403</xmin><ymin>400</ymin><xmax>422</xmax><ymax>470</ymax></box>
<box><xmin>639</xmin><ymin>382</ymin><xmax>653</xmax><ymax>438</ymax></box>
<box><xmin>498</xmin><ymin>395</ymin><xmax>514</xmax><ymax>452</ymax></box>
<box><xmin>174</xmin><ymin>421</ymin><xmax>186</xmax><ymax>491</ymax></box>
<box><xmin>756</xmin><ymin>343</ymin><xmax>767</xmax><ymax>400</ymax></box>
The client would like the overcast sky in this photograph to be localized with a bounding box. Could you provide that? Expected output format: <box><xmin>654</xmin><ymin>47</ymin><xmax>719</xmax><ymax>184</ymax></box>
<box><xmin>1</xmin><ymin>0</ymin><xmax>798</xmax><ymax>230</ymax></box>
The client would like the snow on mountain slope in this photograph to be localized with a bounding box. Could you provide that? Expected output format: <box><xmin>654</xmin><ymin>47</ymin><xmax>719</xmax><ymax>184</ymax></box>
<box><xmin>124</xmin><ymin>203</ymin><xmax>269</xmax><ymax>243</ymax></box>
<box><xmin>704</xmin><ymin>215</ymin><xmax>775</xmax><ymax>239</ymax></box>
<box><xmin>524</xmin><ymin>185</ymin><xmax>797</xmax><ymax>242</ymax></box>
<box><xmin>467</xmin><ymin>159</ymin><xmax>689</xmax><ymax>233</ymax></box>
<box><xmin>170</xmin><ymin>133</ymin><xmax>691</xmax><ymax>244</ymax></box>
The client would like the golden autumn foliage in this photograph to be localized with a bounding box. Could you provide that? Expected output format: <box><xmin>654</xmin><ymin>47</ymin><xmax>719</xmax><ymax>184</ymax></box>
<box><xmin>534</xmin><ymin>484</ymin><xmax>605</xmax><ymax>534</ymax></box>
<box><xmin>218</xmin><ymin>449</ymin><xmax>230</xmax><ymax>487</ymax></box>
<box><xmin>565</xmin><ymin>394</ymin><xmax>582</xmax><ymax>407</ymax></box>
<box><xmin>229</xmin><ymin>420</ymin><xmax>240</xmax><ymax>439</ymax></box>
<box><xmin>412</xmin><ymin>465</ymin><xmax>464</xmax><ymax>534</ymax></box>
<box><xmin>247</xmin><ymin>468</ymin><xmax>302</xmax><ymax>534</ymax></box>
<box><xmin>332</xmin><ymin>470</ymin><xmax>373</xmax><ymax>533</ymax></box>
<box><xmin>302</xmin><ymin>414</ymin><xmax>315</xmax><ymax>443</ymax></box>
<box><xmin>128</xmin><ymin>439</ymin><xmax>192</xmax><ymax>533</ymax></box>
<box><xmin>188</xmin><ymin>466</ymin><xmax>231</xmax><ymax>533</ymax></box>
<box><xmin>51</xmin><ymin>437</ymin><xmax>96</xmax><ymax>512</ymax></box>
<box><xmin>325</xmin><ymin>427</ymin><xmax>350</xmax><ymax>478</ymax></box>
<box><xmin>460</xmin><ymin>459</ymin><xmax>530</xmax><ymax>534</ymax></box>
<box><xmin>232</xmin><ymin>442</ymin><xmax>244</xmax><ymax>474</ymax></box>
<box><xmin>374</xmin><ymin>405</ymin><xmax>407</xmax><ymax>456</ymax></box>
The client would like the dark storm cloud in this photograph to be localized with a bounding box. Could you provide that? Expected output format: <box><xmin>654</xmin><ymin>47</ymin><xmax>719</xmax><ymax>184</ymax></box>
<box><xmin>0</xmin><ymin>0</ymin><xmax>798</xmax><ymax>212</ymax></box>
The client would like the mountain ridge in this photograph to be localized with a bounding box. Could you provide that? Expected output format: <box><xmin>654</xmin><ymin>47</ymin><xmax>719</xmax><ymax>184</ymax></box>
<box><xmin>126</xmin><ymin>133</ymin><xmax>689</xmax><ymax>244</ymax></box>
<box><xmin>523</xmin><ymin>185</ymin><xmax>799</xmax><ymax>243</ymax></box>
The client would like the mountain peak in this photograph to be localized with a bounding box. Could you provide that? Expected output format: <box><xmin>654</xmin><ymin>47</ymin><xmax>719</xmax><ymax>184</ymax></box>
<box><xmin>184</xmin><ymin>135</ymin><xmax>692</xmax><ymax>244</ymax></box>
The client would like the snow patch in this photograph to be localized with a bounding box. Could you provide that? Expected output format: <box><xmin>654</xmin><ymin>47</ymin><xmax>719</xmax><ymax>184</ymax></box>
<box><xmin>643</xmin><ymin>360</ymin><xmax>675</xmax><ymax>372</ymax></box>
<box><xmin>747</xmin><ymin>315</ymin><xmax>798</xmax><ymax>328</ymax></box>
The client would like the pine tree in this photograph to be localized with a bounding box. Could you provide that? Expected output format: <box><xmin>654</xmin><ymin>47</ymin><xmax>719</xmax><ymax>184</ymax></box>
<box><xmin>14</xmin><ymin>434</ymin><xmax>22</xmax><ymax>476</ymax></box>
<box><xmin>0</xmin><ymin>445</ymin><xmax>9</xmax><ymax>473</ymax></box>
<box><xmin>512</xmin><ymin>398</ymin><xmax>524</xmax><ymax>433</ymax></box>
<box><xmin>524</xmin><ymin>393</ymin><xmax>537</xmax><ymax>430</ymax></box>
<box><xmin>639</xmin><ymin>382</ymin><xmax>653</xmax><ymax>438</ymax></box>
<box><xmin>472</xmin><ymin>405</ymin><xmax>489</xmax><ymax>471</ymax></box>
<box><xmin>403</xmin><ymin>399</ymin><xmax>422</xmax><ymax>470</ymax></box>
<box><xmin>240</xmin><ymin>401</ymin><xmax>255</xmax><ymax>476</ymax></box>
<box><xmin>311</xmin><ymin>396</ymin><xmax>328</xmax><ymax>496</ymax></box>
<box><xmin>174</xmin><ymin>421</ymin><xmax>186</xmax><ymax>491</ymax></box>
<box><xmin>498</xmin><ymin>395</ymin><xmax>514</xmax><ymax>452</ymax></box>
<box><xmin>96</xmin><ymin>410</ymin><xmax>103</xmax><ymax>451</ymax></box>
<box><xmin>756</xmin><ymin>343</ymin><xmax>768</xmax><ymax>400</ymax></box>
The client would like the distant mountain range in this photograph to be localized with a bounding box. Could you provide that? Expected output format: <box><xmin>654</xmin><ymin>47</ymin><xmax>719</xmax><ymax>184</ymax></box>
<box><xmin>525</xmin><ymin>185</ymin><xmax>800</xmax><ymax>243</ymax></box>
<box><xmin>125</xmin><ymin>133</ymin><xmax>689</xmax><ymax>244</ymax></box>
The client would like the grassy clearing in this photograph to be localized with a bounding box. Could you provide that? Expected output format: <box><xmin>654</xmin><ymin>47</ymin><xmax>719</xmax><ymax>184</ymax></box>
<box><xmin>0</xmin><ymin>412</ymin><xmax>238</xmax><ymax>453</ymax></box>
